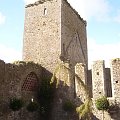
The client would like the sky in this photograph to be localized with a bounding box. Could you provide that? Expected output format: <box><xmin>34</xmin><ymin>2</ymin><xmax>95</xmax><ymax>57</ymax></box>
<box><xmin>0</xmin><ymin>0</ymin><xmax>120</xmax><ymax>68</ymax></box>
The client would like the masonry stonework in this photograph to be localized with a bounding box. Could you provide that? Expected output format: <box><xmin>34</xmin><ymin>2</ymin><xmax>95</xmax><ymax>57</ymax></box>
<box><xmin>0</xmin><ymin>0</ymin><xmax>120</xmax><ymax>120</ymax></box>
<box><xmin>23</xmin><ymin>0</ymin><xmax>88</xmax><ymax>72</ymax></box>
<box><xmin>75</xmin><ymin>63</ymin><xmax>87</xmax><ymax>103</ymax></box>
<box><xmin>111</xmin><ymin>58</ymin><xmax>120</xmax><ymax>101</ymax></box>
<box><xmin>0</xmin><ymin>60</ymin><xmax>42</xmax><ymax>120</ymax></box>
<box><xmin>92</xmin><ymin>60</ymin><xmax>106</xmax><ymax>99</ymax></box>
<box><xmin>23</xmin><ymin>0</ymin><xmax>61</xmax><ymax>72</ymax></box>
<box><xmin>61</xmin><ymin>0</ymin><xmax>88</xmax><ymax>67</ymax></box>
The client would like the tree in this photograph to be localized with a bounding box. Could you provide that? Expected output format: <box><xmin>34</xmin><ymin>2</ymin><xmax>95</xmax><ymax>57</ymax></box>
<box><xmin>95</xmin><ymin>96</ymin><xmax>109</xmax><ymax>120</ymax></box>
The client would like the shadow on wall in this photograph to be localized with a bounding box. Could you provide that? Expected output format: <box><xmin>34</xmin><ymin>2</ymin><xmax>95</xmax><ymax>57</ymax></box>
<box><xmin>51</xmin><ymin>80</ymin><xmax>79</xmax><ymax>120</ymax></box>
<box><xmin>91</xmin><ymin>114</ymin><xmax>99</xmax><ymax>120</ymax></box>
<box><xmin>108</xmin><ymin>103</ymin><xmax>120</xmax><ymax>120</ymax></box>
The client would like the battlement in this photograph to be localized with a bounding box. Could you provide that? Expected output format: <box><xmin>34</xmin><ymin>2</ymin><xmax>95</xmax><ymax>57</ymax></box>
<box><xmin>87</xmin><ymin>58</ymin><xmax>120</xmax><ymax>102</ymax></box>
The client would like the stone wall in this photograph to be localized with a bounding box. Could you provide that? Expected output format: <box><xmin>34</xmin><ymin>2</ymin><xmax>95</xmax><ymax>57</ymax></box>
<box><xmin>23</xmin><ymin>0</ymin><xmax>88</xmax><ymax>72</ymax></box>
<box><xmin>0</xmin><ymin>60</ymin><xmax>42</xmax><ymax>120</ymax></box>
<box><xmin>92</xmin><ymin>60</ymin><xmax>106</xmax><ymax>99</ymax></box>
<box><xmin>75</xmin><ymin>63</ymin><xmax>87</xmax><ymax>103</ymax></box>
<box><xmin>89</xmin><ymin>59</ymin><xmax>120</xmax><ymax>120</ymax></box>
<box><xmin>89</xmin><ymin>59</ymin><xmax>120</xmax><ymax>100</ymax></box>
<box><xmin>23</xmin><ymin>0</ymin><xmax>61</xmax><ymax>72</ymax></box>
<box><xmin>111</xmin><ymin>58</ymin><xmax>120</xmax><ymax>101</ymax></box>
<box><xmin>61</xmin><ymin>0</ymin><xmax>88</xmax><ymax>67</ymax></box>
<box><xmin>51</xmin><ymin>62</ymin><xmax>78</xmax><ymax>120</ymax></box>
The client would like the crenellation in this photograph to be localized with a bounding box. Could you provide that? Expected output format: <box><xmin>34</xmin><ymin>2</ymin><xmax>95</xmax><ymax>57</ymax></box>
<box><xmin>92</xmin><ymin>60</ymin><xmax>106</xmax><ymax>98</ymax></box>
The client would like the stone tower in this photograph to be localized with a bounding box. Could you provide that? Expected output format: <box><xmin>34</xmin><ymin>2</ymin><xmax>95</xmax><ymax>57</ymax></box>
<box><xmin>23</xmin><ymin>0</ymin><xmax>88</xmax><ymax>72</ymax></box>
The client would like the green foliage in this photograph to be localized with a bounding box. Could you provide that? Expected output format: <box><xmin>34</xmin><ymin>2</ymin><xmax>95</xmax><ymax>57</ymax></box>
<box><xmin>13</xmin><ymin>60</ymin><xmax>40</xmax><ymax>67</ymax></box>
<box><xmin>63</xmin><ymin>100</ymin><xmax>75</xmax><ymax>112</ymax></box>
<box><xmin>9</xmin><ymin>98</ymin><xmax>24</xmax><ymax>111</ymax></box>
<box><xmin>27</xmin><ymin>101</ymin><xmax>39</xmax><ymax>112</ymax></box>
<box><xmin>95</xmin><ymin>96</ymin><xmax>109</xmax><ymax>111</ymax></box>
<box><xmin>51</xmin><ymin>62</ymin><xmax>92</xmax><ymax>120</ymax></box>
<box><xmin>76</xmin><ymin>99</ymin><xmax>92</xmax><ymax>120</ymax></box>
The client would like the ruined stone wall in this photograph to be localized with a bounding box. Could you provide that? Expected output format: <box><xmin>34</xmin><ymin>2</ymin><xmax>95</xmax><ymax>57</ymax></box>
<box><xmin>90</xmin><ymin>59</ymin><xmax>120</xmax><ymax>100</ymax></box>
<box><xmin>23</xmin><ymin>0</ymin><xmax>61</xmax><ymax>72</ymax></box>
<box><xmin>111</xmin><ymin>58</ymin><xmax>120</xmax><ymax>101</ymax></box>
<box><xmin>61</xmin><ymin>0</ymin><xmax>88</xmax><ymax>67</ymax></box>
<box><xmin>75</xmin><ymin>63</ymin><xmax>87</xmax><ymax>103</ymax></box>
<box><xmin>23</xmin><ymin>0</ymin><xmax>88</xmax><ymax>73</ymax></box>
<box><xmin>90</xmin><ymin>59</ymin><xmax>120</xmax><ymax>120</ymax></box>
<box><xmin>0</xmin><ymin>60</ymin><xmax>42</xmax><ymax>120</ymax></box>
<box><xmin>92</xmin><ymin>60</ymin><xmax>106</xmax><ymax>99</ymax></box>
<box><xmin>51</xmin><ymin>62</ymin><xmax>78</xmax><ymax>120</ymax></box>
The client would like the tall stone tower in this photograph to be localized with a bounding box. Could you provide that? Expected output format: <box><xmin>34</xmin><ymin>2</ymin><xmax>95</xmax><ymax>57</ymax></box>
<box><xmin>23</xmin><ymin>0</ymin><xmax>88</xmax><ymax>72</ymax></box>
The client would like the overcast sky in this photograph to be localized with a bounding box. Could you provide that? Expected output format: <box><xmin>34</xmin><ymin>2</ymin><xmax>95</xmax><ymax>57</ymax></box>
<box><xmin>0</xmin><ymin>0</ymin><xmax>120</xmax><ymax>68</ymax></box>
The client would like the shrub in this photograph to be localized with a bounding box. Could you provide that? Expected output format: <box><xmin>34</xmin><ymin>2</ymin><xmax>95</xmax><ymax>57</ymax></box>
<box><xmin>9</xmin><ymin>98</ymin><xmax>24</xmax><ymax>111</ymax></box>
<box><xmin>27</xmin><ymin>101</ymin><xmax>39</xmax><ymax>112</ymax></box>
<box><xmin>95</xmin><ymin>96</ymin><xmax>109</xmax><ymax>111</ymax></box>
<box><xmin>76</xmin><ymin>99</ymin><xmax>92</xmax><ymax>119</ymax></box>
<box><xmin>63</xmin><ymin>100</ymin><xmax>75</xmax><ymax>112</ymax></box>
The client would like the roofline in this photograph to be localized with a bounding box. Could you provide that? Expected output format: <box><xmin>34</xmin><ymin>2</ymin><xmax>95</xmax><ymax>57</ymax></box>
<box><xmin>25</xmin><ymin>0</ymin><xmax>87</xmax><ymax>26</ymax></box>
<box><xmin>25</xmin><ymin>0</ymin><xmax>52</xmax><ymax>8</ymax></box>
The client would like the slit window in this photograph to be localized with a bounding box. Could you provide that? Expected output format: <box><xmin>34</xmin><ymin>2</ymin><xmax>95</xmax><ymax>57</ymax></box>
<box><xmin>44</xmin><ymin>8</ymin><xmax>47</xmax><ymax>15</ymax></box>
<box><xmin>97</xmin><ymin>72</ymin><xmax>99</xmax><ymax>75</ymax></box>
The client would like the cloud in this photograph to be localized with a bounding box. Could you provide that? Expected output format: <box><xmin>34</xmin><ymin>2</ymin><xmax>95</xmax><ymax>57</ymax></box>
<box><xmin>68</xmin><ymin>0</ymin><xmax>110</xmax><ymax>21</ymax></box>
<box><xmin>88</xmin><ymin>38</ymin><xmax>120</xmax><ymax>68</ymax></box>
<box><xmin>24</xmin><ymin>0</ymin><xmax>38</xmax><ymax>5</ymax></box>
<box><xmin>0</xmin><ymin>44</ymin><xmax>22</xmax><ymax>63</ymax></box>
<box><xmin>114</xmin><ymin>10</ymin><xmax>120</xmax><ymax>23</ymax></box>
<box><xmin>0</xmin><ymin>12</ymin><xmax>5</xmax><ymax>25</ymax></box>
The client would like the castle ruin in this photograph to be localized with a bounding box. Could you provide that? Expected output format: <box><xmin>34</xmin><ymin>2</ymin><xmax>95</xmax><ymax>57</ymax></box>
<box><xmin>0</xmin><ymin>0</ymin><xmax>120</xmax><ymax>120</ymax></box>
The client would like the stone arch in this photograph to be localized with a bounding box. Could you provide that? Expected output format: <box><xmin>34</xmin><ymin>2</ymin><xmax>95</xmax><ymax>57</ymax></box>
<box><xmin>21</xmin><ymin>72</ymin><xmax>39</xmax><ymax>91</ymax></box>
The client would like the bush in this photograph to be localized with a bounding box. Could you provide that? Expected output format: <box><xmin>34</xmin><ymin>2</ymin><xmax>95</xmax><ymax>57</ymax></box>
<box><xmin>95</xmin><ymin>96</ymin><xmax>109</xmax><ymax>111</ymax></box>
<box><xmin>63</xmin><ymin>100</ymin><xmax>75</xmax><ymax>112</ymax></box>
<box><xmin>9</xmin><ymin>98</ymin><xmax>24</xmax><ymax>111</ymax></box>
<box><xmin>27</xmin><ymin>101</ymin><xmax>39</xmax><ymax>112</ymax></box>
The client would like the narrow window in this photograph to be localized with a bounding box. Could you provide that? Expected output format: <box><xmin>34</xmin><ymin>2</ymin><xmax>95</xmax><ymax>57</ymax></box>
<box><xmin>44</xmin><ymin>8</ymin><xmax>47</xmax><ymax>15</ymax></box>
<box><xmin>97</xmin><ymin>72</ymin><xmax>99</xmax><ymax>75</ymax></box>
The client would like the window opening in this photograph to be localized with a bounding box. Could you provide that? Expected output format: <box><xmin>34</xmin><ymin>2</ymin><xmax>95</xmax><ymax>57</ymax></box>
<box><xmin>44</xmin><ymin>8</ymin><xmax>47</xmax><ymax>15</ymax></box>
<box><xmin>97</xmin><ymin>72</ymin><xmax>99</xmax><ymax>75</ymax></box>
<box><xmin>115</xmin><ymin>81</ymin><xmax>118</xmax><ymax>83</ymax></box>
